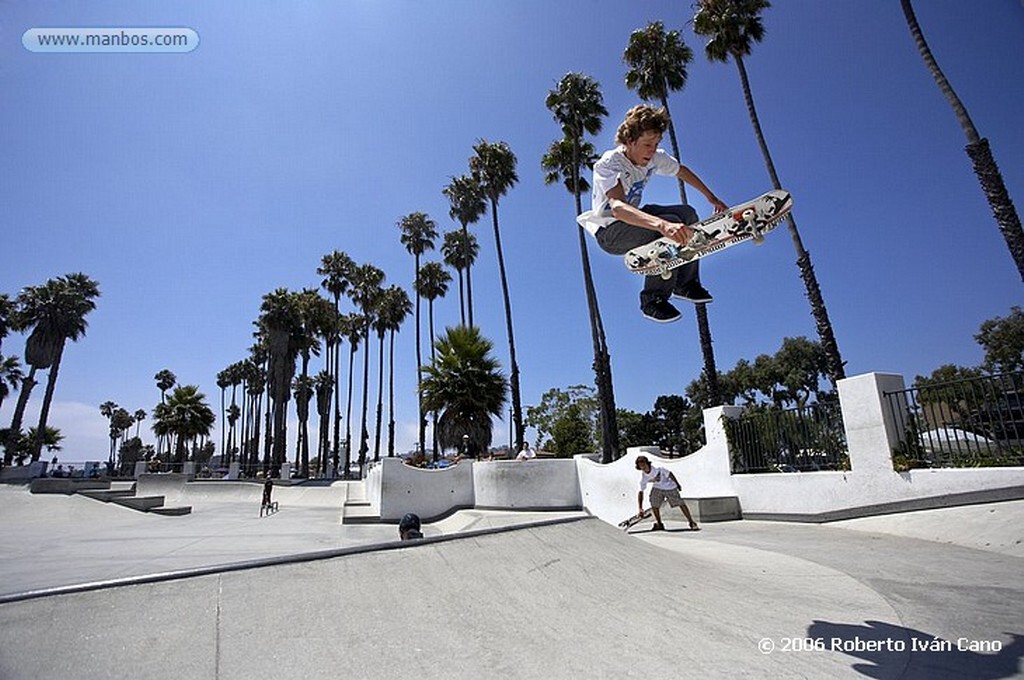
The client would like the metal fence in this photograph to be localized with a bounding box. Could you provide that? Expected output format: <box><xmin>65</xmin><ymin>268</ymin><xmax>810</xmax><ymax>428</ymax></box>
<box><xmin>884</xmin><ymin>372</ymin><xmax>1024</xmax><ymax>469</ymax></box>
<box><xmin>726</xmin><ymin>400</ymin><xmax>848</xmax><ymax>473</ymax></box>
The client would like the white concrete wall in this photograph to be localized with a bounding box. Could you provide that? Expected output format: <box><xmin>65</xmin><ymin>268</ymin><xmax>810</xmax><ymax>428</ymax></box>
<box><xmin>364</xmin><ymin>372</ymin><xmax>1024</xmax><ymax>522</ymax></box>
<box><xmin>374</xmin><ymin>457</ymin><xmax>474</xmax><ymax>522</ymax></box>
<box><xmin>473</xmin><ymin>459</ymin><xmax>581</xmax><ymax>510</ymax></box>
<box><xmin>733</xmin><ymin>373</ymin><xmax>1024</xmax><ymax>518</ymax></box>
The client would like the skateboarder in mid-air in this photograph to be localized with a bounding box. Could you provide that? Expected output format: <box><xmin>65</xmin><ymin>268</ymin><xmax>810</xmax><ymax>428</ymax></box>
<box><xmin>578</xmin><ymin>105</ymin><xmax>728</xmax><ymax>323</ymax></box>
<box><xmin>635</xmin><ymin>455</ymin><xmax>699</xmax><ymax>531</ymax></box>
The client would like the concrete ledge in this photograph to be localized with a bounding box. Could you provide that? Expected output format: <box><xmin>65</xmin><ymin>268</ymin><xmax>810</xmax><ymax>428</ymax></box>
<box><xmin>29</xmin><ymin>479</ymin><xmax>110</xmax><ymax>495</ymax></box>
<box><xmin>687</xmin><ymin>496</ymin><xmax>742</xmax><ymax>522</ymax></box>
<box><xmin>111</xmin><ymin>495</ymin><xmax>166</xmax><ymax>512</ymax></box>
<box><xmin>741</xmin><ymin>486</ymin><xmax>1024</xmax><ymax>523</ymax></box>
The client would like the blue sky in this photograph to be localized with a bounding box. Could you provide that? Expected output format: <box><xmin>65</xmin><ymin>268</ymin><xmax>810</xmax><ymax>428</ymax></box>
<box><xmin>2</xmin><ymin>1</ymin><xmax>1022</xmax><ymax>462</ymax></box>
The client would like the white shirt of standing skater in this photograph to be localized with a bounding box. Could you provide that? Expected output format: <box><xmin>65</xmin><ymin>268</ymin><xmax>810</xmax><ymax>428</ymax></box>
<box><xmin>639</xmin><ymin>466</ymin><xmax>677</xmax><ymax>492</ymax></box>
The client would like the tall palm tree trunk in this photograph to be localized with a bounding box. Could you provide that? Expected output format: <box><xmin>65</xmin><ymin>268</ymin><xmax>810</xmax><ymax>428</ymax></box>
<box><xmin>661</xmin><ymin>108</ymin><xmax>722</xmax><ymax>405</ymax></box>
<box><xmin>413</xmin><ymin>256</ymin><xmax>426</xmax><ymax>457</ymax></box>
<box><xmin>332</xmin><ymin>337</ymin><xmax>341</xmax><ymax>476</ymax></box>
<box><xmin>569</xmin><ymin>151</ymin><xmax>620</xmax><ymax>463</ymax></box>
<box><xmin>735</xmin><ymin>54</ymin><xmax>846</xmax><ymax>385</ymax></box>
<box><xmin>358</xmin><ymin>332</ymin><xmax>371</xmax><ymax>475</ymax></box>
<box><xmin>489</xmin><ymin>204</ymin><xmax>524</xmax><ymax>452</ymax></box>
<box><xmin>31</xmin><ymin>342</ymin><xmax>66</xmax><ymax>460</ymax></box>
<box><xmin>387</xmin><ymin>329</ymin><xmax>397</xmax><ymax>457</ymax></box>
<box><xmin>373</xmin><ymin>332</ymin><xmax>385</xmax><ymax>462</ymax></box>
<box><xmin>900</xmin><ymin>0</ymin><xmax>1024</xmax><ymax>281</ymax></box>
<box><xmin>463</xmin><ymin>224</ymin><xmax>475</xmax><ymax>327</ymax></box>
<box><xmin>4</xmin><ymin>367</ymin><xmax>38</xmax><ymax>464</ymax></box>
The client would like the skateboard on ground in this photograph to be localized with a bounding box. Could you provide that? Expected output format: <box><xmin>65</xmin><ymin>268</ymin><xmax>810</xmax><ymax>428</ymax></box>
<box><xmin>618</xmin><ymin>508</ymin><xmax>653</xmax><ymax>530</ymax></box>
<box><xmin>260</xmin><ymin>501</ymin><xmax>279</xmax><ymax>517</ymax></box>
<box><xmin>624</xmin><ymin>189</ymin><xmax>793</xmax><ymax>278</ymax></box>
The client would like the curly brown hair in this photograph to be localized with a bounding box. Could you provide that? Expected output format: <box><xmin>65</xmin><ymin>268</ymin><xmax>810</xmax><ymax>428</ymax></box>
<box><xmin>615</xmin><ymin>105</ymin><xmax>670</xmax><ymax>145</ymax></box>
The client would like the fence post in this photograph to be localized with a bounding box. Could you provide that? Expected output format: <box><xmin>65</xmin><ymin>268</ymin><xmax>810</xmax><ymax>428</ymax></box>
<box><xmin>703</xmin><ymin>405</ymin><xmax>743</xmax><ymax>475</ymax></box>
<box><xmin>837</xmin><ymin>373</ymin><xmax>907</xmax><ymax>472</ymax></box>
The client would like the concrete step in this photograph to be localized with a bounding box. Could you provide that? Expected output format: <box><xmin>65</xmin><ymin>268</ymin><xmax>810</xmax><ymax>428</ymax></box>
<box><xmin>342</xmin><ymin>503</ymin><xmax>381</xmax><ymax>524</ymax></box>
<box><xmin>685</xmin><ymin>496</ymin><xmax>742</xmax><ymax>523</ymax></box>
<box><xmin>77</xmin><ymin>489</ymin><xmax>135</xmax><ymax>502</ymax></box>
<box><xmin>111</xmin><ymin>495</ymin><xmax>166</xmax><ymax>512</ymax></box>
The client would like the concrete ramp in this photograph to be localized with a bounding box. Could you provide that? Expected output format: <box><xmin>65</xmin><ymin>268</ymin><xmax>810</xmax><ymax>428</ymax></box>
<box><xmin>0</xmin><ymin>517</ymin><xmax>898</xmax><ymax>679</ymax></box>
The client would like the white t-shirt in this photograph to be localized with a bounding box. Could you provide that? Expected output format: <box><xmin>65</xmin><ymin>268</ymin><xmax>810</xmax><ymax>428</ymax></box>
<box><xmin>576</xmin><ymin>146</ymin><xmax>681</xmax><ymax>235</ymax></box>
<box><xmin>639</xmin><ymin>466</ymin><xmax>677</xmax><ymax>492</ymax></box>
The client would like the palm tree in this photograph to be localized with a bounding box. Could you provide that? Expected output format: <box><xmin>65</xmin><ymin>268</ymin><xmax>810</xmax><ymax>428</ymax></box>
<box><xmin>376</xmin><ymin>286</ymin><xmax>411</xmax><ymax>458</ymax></box>
<box><xmin>155</xmin><ymin>369</ymin><xmax>176</xmax><ymax>403</ymax></box>
<box><xmin>398</xmin><ymin>212</ymin><xmax>438</xmax><ymax>457</ymax></box>
<box><xmin>0</xmin><ymin>295</ymin><xmax>18</xmax><ymax>414</ymax></box>
<box><xmin>0</xmin><ymin>355</ymin><xmax>22</xmax><ymax>411</ymax></box>
<box><xmin>5</xmin><ymin>273</ymin><xmax>101</xmax><ymax>462</ymax></box>
<box><xmin>544</xmin><ymin>73</ymin><xmax>622</xmax><ymax>464</ymax></box>
<box><xmin>312</xmin><ymin>369</ymin><xmax>334</xmax><ymax>473</ymax></box>
<box><xmin>370</xmin><ymin>285</ymin><xmax>409</xmax><ymax>461</ymax></box>
<box><xmin>623</xmin><ymin>23</ymin><xmax>723</xmax><ymax>406</ymax></box>
<box><xmin>257</xmin><ymin>288</ymin><xmax>303</xmax><ymax>475</ymax></box>
<box><xmin>240</xmin><ymin>356</ymin><xmax>265</xmax><ymax>475</ymax></box>
<box><xmin>216</xmin><ymin>369</ymin><xmax>231</xmax><ymax>464</ymax></box>
<box><xmin>693</xmin><ymin>0</ymin><xmax>845</xmax><ymax>385</ymax></box>
<box><xmin>317</xmin><ymin>250</ymin><xmax>355</xmax><ymax>470</ymax></box>
<box><xmin>292</xmin><ymin>374</ymin><xmax>314</xmax><ymax>476</ymax></box>
<box><xmin>348</xmin><ymin>264</ymin><xmax>384</xmax><ymax>475</ymax></box>
<box><xmin>152</xmin><ymin>385</ymin><xmax>215</xmax><ymax>470</ymax></box>
<box><xmin>899</xmin><ymin>0</ymin><xmax>1024</xmax><ymax>281</ymax></box>
<box><xmin>441</xmin><ymin>229</ymin><xmax>480</xmax><ymax>326</ymax></box>
<box><xmin>416</xmin><ymin>261</ymin><xmax>452</xmax><ymax>460</ymax></box>
<box><xmin>0</xmin><ymin>293</ymin><xmax>14</xmax><ymax>354</ymax></box>
<box><xmin>470</xmin><ymin>139</ymin><xmax>525</xmax><ymax>452</ymax></box>
<box><xmin>99</xmin><ymin>401</ymin><xmax>119</xmax><ymax>465</ymax></box>
<box><xmin>342</xmin><ymin>313</ymin><xmax>365</xmax><ymax>475</ymax></box>
<box><xmin>416</xmin><ymin>262</ymin><xmax>452</xmax><ymax>362</ymax></box>
<box><xmin>133</xmin><ymin>409</ymin><xmax>146</xmax><ymax>439</ymax></box>
<box><xmin>153</xmin><ymin>369</ymin><xmax>176</xmax><ymax>459</ymax></box>
<box><xmin>442</xmin><ymin>175</ymin><xmax>487</xmax><ymax>327</ymax></box>
<box><xmin>292</xmin><ymin>289</ymin><xmax>333</xmax><ymax>477</ymax></box>
<box><xmin>421</xmin><ymin>325</ymin><xmax>508</xmax><ymax>457</ymax></box>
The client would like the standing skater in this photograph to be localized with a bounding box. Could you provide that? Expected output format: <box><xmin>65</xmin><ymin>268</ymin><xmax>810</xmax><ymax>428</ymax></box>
<box><xmin>635</xmin><ymin>455</ymin><xmax>699</xmax><ymax>531</ymax></box>
<box><xmin>579</xmin><ymin>105</ymin><xmax>728</xmax><ymax>323</ymax></box>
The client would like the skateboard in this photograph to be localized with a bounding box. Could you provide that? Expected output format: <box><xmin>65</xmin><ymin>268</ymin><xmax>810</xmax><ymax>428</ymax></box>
<box><xmin>618</xmin><ymin>508</ymin><xmax>653</xmax><ymax>530</ymax></box>
<box><xmin>624</xmin><ymin>189</ymin><xmax>793</xmax><ymax>278</ymax></box>
<box><xmin>260</xmin><ymin>501</ymin><xmax>279</xmax><ymax>517</ymax></box>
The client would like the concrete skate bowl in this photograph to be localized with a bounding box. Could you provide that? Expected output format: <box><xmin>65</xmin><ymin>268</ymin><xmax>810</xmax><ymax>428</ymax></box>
<box><xmin>0</xmin><ymin>517</ymin><xmax>899</xmax><ymax>679</ymax></box>
<box><xmin>134</xmin><ymin>474</ymin><xmax>350</xmax><ymax>508</ymax></box>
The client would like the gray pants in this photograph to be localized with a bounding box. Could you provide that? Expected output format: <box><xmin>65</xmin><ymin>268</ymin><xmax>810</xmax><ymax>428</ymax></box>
<box><xmin>595</xmin><ymin>204</ymin><xmax>700</xmax><ymax>308</ymax></box>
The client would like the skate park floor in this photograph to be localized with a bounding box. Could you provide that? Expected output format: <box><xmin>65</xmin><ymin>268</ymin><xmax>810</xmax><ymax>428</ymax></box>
<box><xmin>0</xmin><ymin>483</ymin><xmax>1021</xmax><ymax>679</ymax></box>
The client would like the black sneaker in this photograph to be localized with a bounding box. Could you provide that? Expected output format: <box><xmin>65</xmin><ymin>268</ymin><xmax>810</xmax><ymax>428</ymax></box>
<box><xmin>673</xmin><ymin>283</ymin><xmax>713</xmax><ymax>304</ymax></box>
<box><xmin>641</xmin><ymin>298</ymin><xmax>682</xmax><ymax>323</ymax></box>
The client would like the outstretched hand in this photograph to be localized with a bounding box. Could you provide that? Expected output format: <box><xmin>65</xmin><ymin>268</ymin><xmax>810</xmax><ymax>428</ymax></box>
<box><xmin>661</xmin><ymin>221</ymin><xmax>695</xmax><ymax>244</ymax></box>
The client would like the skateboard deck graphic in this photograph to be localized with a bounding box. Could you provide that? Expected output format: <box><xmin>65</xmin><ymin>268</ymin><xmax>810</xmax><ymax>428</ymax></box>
<box><xmin>624</xmin><ymin>190</ymin><xmax>792</xmax><ymax>278</ymax></box>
